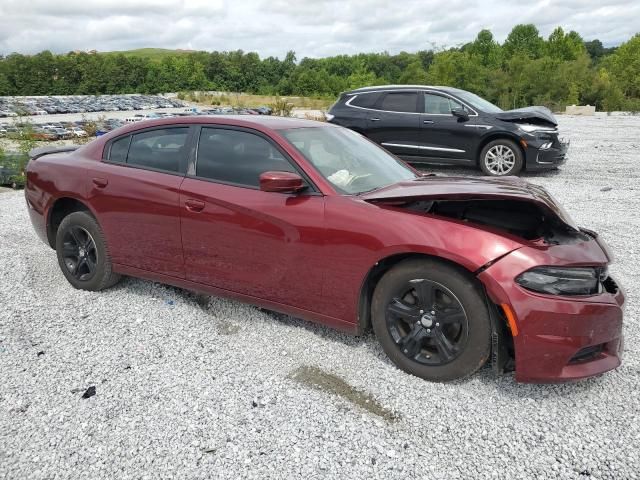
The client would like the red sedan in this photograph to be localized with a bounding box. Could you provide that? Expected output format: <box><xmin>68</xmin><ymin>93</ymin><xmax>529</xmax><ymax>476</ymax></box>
<box><xmin>24</xmin><ymin>116</ymin><xmax>624</xmax><ymax>383</ymax></box>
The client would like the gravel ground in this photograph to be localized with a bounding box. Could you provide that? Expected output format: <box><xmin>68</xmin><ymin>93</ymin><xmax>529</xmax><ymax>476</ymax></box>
<box><xmin>0</xmin><ymin>115</ymin><xmax>638</xmax><ymax>479</ymax></box>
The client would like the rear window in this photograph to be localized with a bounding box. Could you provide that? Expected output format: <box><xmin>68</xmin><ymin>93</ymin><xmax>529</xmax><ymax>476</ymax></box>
<box><xmin>349</xmin><ymin>93</ymin><xmax>380</xmax><ymax>108</ymax></box>
<box><xmin>127</xmin><ymin>128</ymin><xmax>189</xmax><ymax>173</ymax></box>
<box><xmin>109</xmin><ymin>136</ymin><xmax>130</xmax><ymax>163</ymax></box>
<box><xmin>378</xmin><ymin>92</ymin><xmax>418</xmax><ymax>113</ymax></box>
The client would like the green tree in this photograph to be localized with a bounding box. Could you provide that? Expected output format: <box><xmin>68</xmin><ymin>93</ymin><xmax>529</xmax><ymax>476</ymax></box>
<box><xmin>398</xmin><ymin>60</ymin><xmax>428</xmax><ymax>84</ymax></box>
<box><xmin>466</xmin><ymin>29</ymin><xmax>501</xmax><ymax>67</ymax></box>
<box><xmin>503</xmin><ymin>24</ymin><xmax>544</xmax><ymax>59</ymax></box>
<box><xmin>603</xmin><ymin>34</ymin><xmax>640</xmax><ymax>99</ymax></box>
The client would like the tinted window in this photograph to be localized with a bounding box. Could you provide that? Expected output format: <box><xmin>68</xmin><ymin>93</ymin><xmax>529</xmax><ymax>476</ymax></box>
<box><xmin>378</xmin><ymin>92</ymin><xmax>418</xmax><ymax>113</ymax></box>
<box><xmin>349</xmin><ymin>93</ymin><xmax>380</xmax><ymax>108</ymax></box>
<box><xmin>127</xmin><ymin>128</ymin><xmax>189</xmax><ymax>172</ymax></box>
<box><xmin>424</xmin><ymin>94</ymin><xmax>463</xmax><ymax>115</ymax></box>
<box><xmin>109</xmin><ymin>136</ymin><xmax>130</xmax><ymax>163</ymax></box>
<box><xmin>196</xmin><ymin>128</ymin><xmax>295</xmax><ymax>187</ymax></box>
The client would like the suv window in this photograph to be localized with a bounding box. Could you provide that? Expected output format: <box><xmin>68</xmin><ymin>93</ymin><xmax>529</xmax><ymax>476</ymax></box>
<box><xmin>378</xmin><ymin>92</ymin><xmax>418</xmax><ymax>113</ymax></box>
<box><xmin>127</xmin><ymin>128</ymin><xmax>189</xmax><ymax>172</ymax></box>
<box><xmin>196</xmin><ymin>128</ymin><xmax>296</xmax><ymax>187</ymax></box>
<box><xmin>109</xmin><ymin>136</ymin><xmax>130</xmax><ymax>163</ymax></box>
<box><xmin>349</xmin><ymin>93</ymin><xmax>380</xmax><ymax>108</ymax></box>
<box><xmin>424</xmin><ymin>93</ymin><xmax>464</xmax><ymax>115</ymax></box>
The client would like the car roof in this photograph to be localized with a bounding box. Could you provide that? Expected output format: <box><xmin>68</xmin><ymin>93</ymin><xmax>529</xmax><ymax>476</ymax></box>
<box><xmin>346</xmin><ymin>85</ymin><xmax>464</xmax><ymax>95</ymax></box>
<box><xmin>111</xmin><ymin>115</ymin><xmax>328</xmax><ymax>133</ymax></box>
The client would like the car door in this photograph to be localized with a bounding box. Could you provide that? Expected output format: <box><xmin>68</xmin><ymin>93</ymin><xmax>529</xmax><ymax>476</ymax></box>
<box><xmin>419</xmin><ymin>92</ymin><xmax>481</xmax><ymax>164</ymax></box>
<box><xmin>179</xmin><ymin>126</ymin><xmax>326</xmax><ymax>312</ymax></box>
<box><xmin>362</xmin><ymin>91</ymin><xmax>422</xmax><ymax>160</ymax></box>
<box><xmin>87</xmin><ymin>126</ymin><xmax>192</xmax><ymax>278</ymax></box>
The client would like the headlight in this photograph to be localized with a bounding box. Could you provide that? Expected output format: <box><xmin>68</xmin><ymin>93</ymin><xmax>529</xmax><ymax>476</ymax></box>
<box><xmin>515</xmin><ymin>266</ymin><xmax>604</xmax><ymax>295</ymax></box>
<box><xmin>516</xmin><ymin>123</ymin><xmax>557</xmax><ymax>134</ymax></box>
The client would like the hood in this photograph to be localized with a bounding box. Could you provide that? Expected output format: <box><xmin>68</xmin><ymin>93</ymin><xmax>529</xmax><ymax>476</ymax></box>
<box><xmin>495</xmin><ymin>106</ymin><xmax>557</xmax><ymax>127</ymax></box>
<box><xmin>361</xmin><ymin>176</ymin><xmax>578</xmax><ymax>231</ymax></box>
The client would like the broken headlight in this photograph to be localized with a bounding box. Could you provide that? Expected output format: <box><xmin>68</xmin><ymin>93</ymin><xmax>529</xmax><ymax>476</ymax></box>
<box><xmin>516</xmin><ymin>266</ymin><xmax>604</xmax><ymax>295</ymax></box>
<box><xmin>516</xmin><ymin>123</ymin><xmax>558</xmax><ymax>134</ymax></box>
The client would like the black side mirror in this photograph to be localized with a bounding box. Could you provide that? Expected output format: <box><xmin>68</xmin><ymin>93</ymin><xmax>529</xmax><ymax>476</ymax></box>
<box><xmin>451</xmin><ymin>108</ymin><xmax>469</xmax><ymax>120</ymax></box>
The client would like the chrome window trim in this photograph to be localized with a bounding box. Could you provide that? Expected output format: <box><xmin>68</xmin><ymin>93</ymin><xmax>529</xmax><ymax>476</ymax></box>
<box><xmin>345</xmin><ymin>89</ymin><xmax>479</xmax><ymax>117</ymax></box>
<box><xmin>381</xmin><ymin>142</ymin><xmax>466</xmax><ymax>153</ymax></box>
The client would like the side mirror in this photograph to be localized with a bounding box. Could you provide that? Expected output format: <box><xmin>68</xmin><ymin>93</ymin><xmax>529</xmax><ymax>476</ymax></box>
<box><xmin>451</xmin><ymin>108</ymin><xmax>469</xmax><ymax>120</ymax></box>
<box><xmin>259</xmin><ymin>171</ymin><xmax>306</xmax><ymax>193</ymax></box>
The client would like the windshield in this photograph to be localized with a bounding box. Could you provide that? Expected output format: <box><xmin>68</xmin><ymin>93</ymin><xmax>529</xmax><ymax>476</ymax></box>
<box><xmin>453</xmin><ymin>90</ymin><xmax>503</xmax><ymax>113</ymax></box>
<box><xmin>280</xmin><ymin>126</ymin><xmax>417</xmax><ymax>194</ymax></box>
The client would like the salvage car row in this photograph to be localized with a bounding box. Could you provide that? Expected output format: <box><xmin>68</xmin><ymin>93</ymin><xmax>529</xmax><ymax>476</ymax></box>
<box><xmin>1</xmin><ymin>107</ymin><xmax>274</xmax><ymax>140</ymax></box>
<box><xmin>0</xmin><ymin>94</ymin><xmax>184</xmax><ymax>117</ymax></box>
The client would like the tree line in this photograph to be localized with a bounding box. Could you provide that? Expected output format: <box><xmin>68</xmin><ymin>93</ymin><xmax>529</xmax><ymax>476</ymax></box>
<box><xmin>1</xmin><ymin>24</ymin><xmax>639</xmax><ymax>111</ymax></box>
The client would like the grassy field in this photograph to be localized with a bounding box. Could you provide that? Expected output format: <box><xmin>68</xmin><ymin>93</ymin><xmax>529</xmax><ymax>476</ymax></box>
<box><xmin>181</xmin><ymin>92</ymin><xmax>334</xmax><ymax>110</ymax></box>
<box><xmin>100</xmin><ymin>48</ymin><xmax>201</xmax><ymax>59</ymax></box>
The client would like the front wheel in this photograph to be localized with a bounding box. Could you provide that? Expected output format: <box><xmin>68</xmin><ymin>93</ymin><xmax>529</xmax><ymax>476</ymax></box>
<box><xmin>55</xmin><ymin>211</ymin><xmax>121</xmax><ymax>291</ymax></box>
<box><xmin>479</xmin><ymin>139</ymin><xmax>523</xmax><ymax>176</ymax></box>
<box><xmin>371</xmin><ymin>259</ymin><xmax>491</xmax><ymax>382</ymax></box>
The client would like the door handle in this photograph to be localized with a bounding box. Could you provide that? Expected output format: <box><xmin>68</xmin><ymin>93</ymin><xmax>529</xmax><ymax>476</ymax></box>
<box><xmin>370</xmin><ymin>117</ymin><xmax>381</xmax><ymax>121</ymax></box>
<box><xmin>92</xmin><ymin>177</ymin><xmax>108</xmax><ymax>188</ymax></box>
<box><xmin>185</xmin><ymin>199</ymin><xmax>205</xmax><ymax>212</ymax></box>
<box><xmin>423</xmin><ymin>120</ymin><xmax>434</xmax><ymax>124</ymax></box>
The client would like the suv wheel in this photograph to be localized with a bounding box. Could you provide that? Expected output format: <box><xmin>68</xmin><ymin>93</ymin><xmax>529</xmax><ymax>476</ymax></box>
<box><xmin>479</xmin><ymin>139</ymin><xmax>523</xmax><ymax>176</ymax></box>
<box><xmin>55</xmin><ymin>211</ymin><xmax>121</xmax><ymax>291</ymax></box>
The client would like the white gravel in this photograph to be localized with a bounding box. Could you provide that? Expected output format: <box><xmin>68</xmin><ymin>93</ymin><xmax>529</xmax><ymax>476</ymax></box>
<box><xmin>1</xmin><ymin>115</ymin><xmax>638</xmax><ymax>479</ymax></box>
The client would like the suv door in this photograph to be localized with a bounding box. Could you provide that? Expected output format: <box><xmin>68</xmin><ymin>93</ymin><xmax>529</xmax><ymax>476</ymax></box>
<box><xmin>179</xmin><ymin>126</ymin><xmax>326</xmax><ymax>312</ymax></box>
<box><xmin>418</xmin><ymin>92</ymin><xmax>480</xmax><ymax>164</ymax></box>
<box><xmin>88</xmin><ymin>126</ymin><xmax>192</xmax><ymax>278</ymax></box>
<box><xmin>363</xmin><ymin>91</ymin><xmax>422</xmax><ymax>159</ymax></box>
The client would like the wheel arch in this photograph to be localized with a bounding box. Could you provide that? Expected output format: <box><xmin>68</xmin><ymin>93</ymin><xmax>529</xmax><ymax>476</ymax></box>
<box><xmin>475</xmin><ymin>132</ymin><xmax>526</xmax><ymax>166</ymax></box>
<box><xmin>46</xmin><ymin>197</ymin><xmax>96</xmax><ymax>248</ymax></box>
<box><xmin>356</xmin><ymin>252</ymin><xmax>476</xmax><ymax>335</ymax></box>
<box><xmin>356</xmin><ymin>251</ymin><xmax>515</xmax><ymax>373</ymax></box>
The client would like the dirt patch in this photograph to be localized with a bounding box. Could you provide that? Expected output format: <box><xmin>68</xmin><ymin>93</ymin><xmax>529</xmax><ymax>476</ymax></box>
<box><xmin>290</xmin><ymin>365</ymin><xmax>398</xmax><ymax>422</ymax></box>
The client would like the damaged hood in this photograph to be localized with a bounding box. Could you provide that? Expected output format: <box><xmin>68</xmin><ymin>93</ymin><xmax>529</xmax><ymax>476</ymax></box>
<box><xmin>495</xmin><ymin>106</ymin><xmax>557</xmax><ymax>127</ymax></box>
<box><xmin>361</xmin><ymin>176</ymin><xmax>578</xmax><ymax>231</ymax></box>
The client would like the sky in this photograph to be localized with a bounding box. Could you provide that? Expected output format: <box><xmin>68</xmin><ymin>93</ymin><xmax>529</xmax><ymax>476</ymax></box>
<box><xmin>0</xmin><ymin>0</ymin><xmax>637</xmax><ymax>58</ymax></box>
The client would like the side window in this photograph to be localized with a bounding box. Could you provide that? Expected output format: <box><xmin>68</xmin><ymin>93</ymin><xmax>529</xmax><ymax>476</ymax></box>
<box><xmin>378</xmin><ymin>92</ymin><xmax>418</xmax><ymax>113</ymax></box>
<box><xmin>424</xmin><ymin>94</ymin><xmax>464</xmax><ymax>115</ymax></box>
<box><xmin>127</xmin><ymin>128</ymin><xmax>189</xmax><ymax>173</ymax></box>
<box><xmin>109</xmin><ymin>136</ymin><xmax>130</xmax><ymax>163</ymax></box>
<box><xmin>349</xmin><ymin>93</ymin><xmax>380</xmax><ymax>108</ymax></box>
<box><xmin>196</xmin><ymin>128</ymin><xmax>296</xmax><ymax>188</ymax></box>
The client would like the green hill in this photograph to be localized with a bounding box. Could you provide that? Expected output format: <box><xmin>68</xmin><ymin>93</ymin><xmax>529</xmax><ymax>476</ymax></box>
<box><xmin>100</xmin><ymin>48</ymin><xmax>201</xmax><ymax>59</ymax></box>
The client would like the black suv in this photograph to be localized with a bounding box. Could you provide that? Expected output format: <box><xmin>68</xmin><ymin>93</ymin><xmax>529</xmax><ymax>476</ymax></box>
<box><xmin>326</xmin><ymin>85</ymin><xmax>568</xmax><ymax>176</ymax></box>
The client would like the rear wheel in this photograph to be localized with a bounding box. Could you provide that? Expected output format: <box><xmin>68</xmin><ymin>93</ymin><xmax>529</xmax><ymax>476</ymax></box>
<box><xmin>55</xmin><ymin>211</ymin><xmax>120</xmax><ymax>291</ymax></box>
<box><xmin>371</xmin><ymin>259</ymin><xmax>491</xmax><ymax>382</ymax></box>
<box><xmin>479</xmin><ymin>139</ymin><xmax>523</xmax><ymax>176</ymax></box>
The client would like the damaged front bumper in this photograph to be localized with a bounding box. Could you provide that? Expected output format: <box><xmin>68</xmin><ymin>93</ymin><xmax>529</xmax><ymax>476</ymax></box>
<box><xmin>525</xmin><ymin>136</ymin><xmax>569</xmax><ymax>171</ymax></box>
<box><xmin>478</xmin><ymin>233</ymin><xmax>625</xmax><ymax>383</ymax></box>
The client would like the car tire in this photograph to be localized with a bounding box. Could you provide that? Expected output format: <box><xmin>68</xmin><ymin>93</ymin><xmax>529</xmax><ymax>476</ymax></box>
<box><xmin>371</xmin><ymin>258</ymin><xmax>491</xmax><ymax>382</ymax></box>
<box><xmin>479</xmin><ymin>139</ymin><xmax>523</xmax><ymax>176</ymax></box>
<box><xmin>55</xmin><ymin>211</ymin><xmax>121</xmax><ymax>291</ymax></box>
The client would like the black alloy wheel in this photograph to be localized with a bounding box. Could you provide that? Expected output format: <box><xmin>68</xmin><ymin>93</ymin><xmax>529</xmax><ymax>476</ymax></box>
<box><xmin>386</xmin><ymin>279</ymin><xmax>468</xmax><ymax>366</ymax></box>
<box><xmin>55</xmin><ymin>211</ymin><xmax>121</xmax><ymax>291</ymax></box>
<box><xmin>61</xmin><ymin>226</ymin><xmax>98</xmax><ymax>281</ymax></box>
<box><xmin>371</xmin><ymin>258</ymin><xmax>491</xmax><ymax>382</ymax></box>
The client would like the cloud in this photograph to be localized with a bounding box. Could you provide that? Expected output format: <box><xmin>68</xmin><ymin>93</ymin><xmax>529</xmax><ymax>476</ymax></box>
<box><xmin>0</xmin><ymin>0</ymin><xmax>637</xmax><ymax>58</ymax></box>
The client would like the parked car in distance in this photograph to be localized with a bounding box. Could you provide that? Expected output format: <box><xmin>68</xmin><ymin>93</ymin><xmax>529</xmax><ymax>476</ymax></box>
<box><xmin>327</xmin><ymin>85</ymin><xmax>569</xmax><ymax>176</ymax></box>
<box><xmin>71</xmin><ymin>127</ymin><xmax>88</xmax><ymax>137</ymax></box>
<box><xmin>25</xmin><ymin>116</ymin><xmax>623</xmax><ymax>383</ymax></box>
